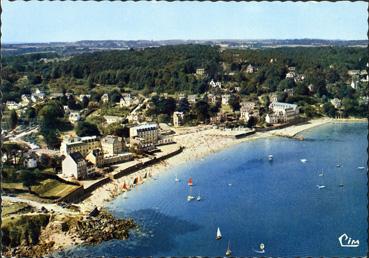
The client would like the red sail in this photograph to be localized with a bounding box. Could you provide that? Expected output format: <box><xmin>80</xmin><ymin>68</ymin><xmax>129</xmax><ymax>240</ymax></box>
<box><xmin>188</xmin><ymin>178</ymin><xmax>193</xmax><ymax>186</ymax></box>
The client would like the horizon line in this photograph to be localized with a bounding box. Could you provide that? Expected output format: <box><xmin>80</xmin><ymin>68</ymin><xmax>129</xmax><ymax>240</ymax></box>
<box><xmin>3</xmin><ymin>38</ymin><xmax>368</xmax><ymax>45</ymax></box>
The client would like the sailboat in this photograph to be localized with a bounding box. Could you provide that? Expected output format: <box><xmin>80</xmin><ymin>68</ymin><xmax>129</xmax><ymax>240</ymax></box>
<box><xmin>268</xmin><ymin>154</ymin><xmax>273</xmax><ymax>161</ymax></box>
<box><xmin>175</xmin><ymin>173</ymin><xmax>180</xmax><ymax>182</ymax></box>
<box><xmin>254</xmin><ymin>243</ymin><xmax>265</xmax><ymax>254</ymax></box>
<box><xmin>338</xmin><ymin>167</ymin><xmax>344</xmax><ymax>187</ymax></box>
<box><xmin>188</xmin><ymin>177</ymin><xmax>193</xmax><ymax>186</ymax></box>
<box><xmin>319</xmin><ymin>170</ymin><xmax>324</xmax><ymax>177</ymax></box>
<box><xmin>216</xmin><ymin>227</ymin><xmax>222</xmax><ymax>240</ymax></box>
<box><xmin>316</xmin><ymin>175</ymin><xmax>326</xmax><ymax>189</ymax></box>
<box><xmin>357</xmin><ymin>166</ymin><xmax>365</xmax><ymax>170</ymax></box>
<box><xmin>187</xmin><ymin>186</ymin><xmax>194</xmax><ymax>202</ymax></box>
<box><xmin>196</xmin><ymin>191</ymin><xmax>201</xmax><ymax>201</ymax></box>
<box><xmin>300</xmin><ymin>159</ymin><xmax>307</xmax><ymax>163</ymax></box>
<box><xmin>225</xmin><ymin>240</ymin><xmax>232</xmax><ymax>256</ymax></box>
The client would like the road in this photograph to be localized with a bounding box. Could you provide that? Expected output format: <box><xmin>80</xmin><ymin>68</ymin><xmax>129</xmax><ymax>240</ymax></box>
<box><xmin>2</xmin><ymin>196</ymin><xmax>78</xmax><ymax>215</ymax></box>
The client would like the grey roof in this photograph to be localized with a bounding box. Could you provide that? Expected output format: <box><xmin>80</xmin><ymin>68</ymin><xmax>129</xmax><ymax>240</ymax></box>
<box><xmin>69</xmin><ymin>152</ymin><xmax>85</xmax><ymax>163</ymax></box>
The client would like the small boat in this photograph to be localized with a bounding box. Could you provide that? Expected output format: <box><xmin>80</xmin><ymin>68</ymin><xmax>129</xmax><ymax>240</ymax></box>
<box><xmin>357</xmin><ymin>166</ymin><xmax>365</xmax><ymax>170</ymax></box>
<box><xmin>316</xmin><ymin>185</ymin><xmax>326</xmax><ymax>189</ymax></box>
<box><xmin>300</xmin><ymin>159</ymin><xmax>307</xmax><ymax>163</ymax></box>
<box><xmin>187</xmin><ymin>186</ymin><xmax>194</xmax><ymax>202</ymax></box>
<box><xmin>339</xmin><ymin>183</ymin><xmax>344</xmax><ymax>187</ymax></box>
<box><xmin>228</xmin><ymin>183</ymin><xmax>232</xmax><ymax>187</ymax></box>
<box><xmin>225</xmin><ymin>240</ymin><xmax>232</xmax><ymax>256</ymax></box>
<box><xmin>123</xmin><ymin>192</ymin><xmax>128</xmax><ymax>199</ymax></box>
<box><xmin>336</xmin><ymin>164</ymin><xmax>341</xmax><ymax>168</ymax></box>
<box><xmin>319</xmin><ymin>172</ymin><xmax>324</xmax><ymax>177</ymax></box>
<box><xmin>196</xmin><ymin>192</ymin><xmax>201</xmax><ymax>201</ymax></box>
<box><xmin>254</xmin><ymin>243</ymin><xmax>265</xmax><ymax>254</ymax></box>
<box><xmin>175</xmin><ymin>174</ymin><xmax>180</xmax><ymax>182</ymax></box>
<box><xmin>268</xmin><ymin>155</ymin><xmax>273</xmax><ymax>161</ymax></box>
<box><xmin>188</xmin><ymin>178</ymin><xmax>193</xmax><ymax>186</ymax></box>
<box><xmin>216</xmin><ymin>227</ymin><xmax>222</xmax><ymax>240</ymax></box>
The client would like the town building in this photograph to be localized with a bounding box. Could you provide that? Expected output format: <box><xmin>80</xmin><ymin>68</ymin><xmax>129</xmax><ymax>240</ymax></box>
<box><xmin>85</xmin><ymin>149</ymin><xmax>104</xmax><ymax>168</ymax></box>
<box><xmin>269</xmin><ymin>93</ymin><xmax>278</xmax><ymax>103</ymax></box>
<box><xmin>330</xmin><ymin>98</ymin><xmax>342</xmax><ymax>109</ymax></box>
<box><xmin>69</xmin><ymin>112</ymin><xmax>81</xmax><ymax>124</ymax></box>
<box><xmin>240</xmin><ymin>107</ymin><xmax>260</xmax><ymax>122</ymax></box>
<box><xmin>196</xmin><ymin>68</ymin><xmax>205</xmax><ymax>76</ymax></box>
<box><xmin>173</xmin><ymin>111</ymin><xmax>185</xmax><ymax>127</ymax></box>
<box><xmin>269</xmin><ymin>102</ymin><xmax>299</xmax><ymax>114</ymax></box>
<box><xmin>286</xmin><ymin>72</ymin><xmax>296</xmax><ymax>79</ymax></box>
<box><xmin>119</xmin><ymin>93</ymin><xmax>132</xmax><ymax>107</ymax></box>
<box><xmin>103</xmin><ymin>115</ymin><xmax>124</xmax><ymax>125</ymax></box>
<box><xmin>60</xmin><ymin>136</ymin><xmax>101</xmax><ymax>156</ymax></box>
<box><xmin>101</xmin><ymin>93</ymin><xmax>109</xmax><ymax>103</ymax></box>
<box><xmin>101</xmin><ymin>135</ymin><xmax>124</xmax><ymax>155</ymax></box>
<box><xmin>6</xmin><ymin>101</ymin><xmax>21</xmax><ymax>110</ymax></box>
<box><xmin>32</xmin><ymin>88</ymin><xmax>45</xmax><ymax>101</ymax></box>
<box><xmin>187</xmin><ymin>95</ymin><xmax>198</xmax><ymax>104</ymax></box>
<box><xmin>130</xmin><ymin>124</ymin><xmax>159</xmax><ymax>151</ymax></box>
<box><xmin>246</xmin><ymin>64</ymin><xmax>255</xmax><ymax>74</ymax></box>
<box><xmin>265</xmin><ymin>113</ymin><xmax>279</xmax><ymax>124</ymax></box>
<box><xmin>78</xmin><ymin>94</ymin><xmax>91</xmax><ymax>102</ymax></box>
<box><xmin>350</xmin><ymin>80</ymin><xmax>359</xmax><ymax>89</ymax></box>
<box><xmin>21</xmin><ymin>94</ymin><xmax>31</xmax><ymax>106</ymax></box>
<box><xmin>62</xmin><ymin>152</ymin><xmax>88</xmax><ymax>180</ymax></box>
<box><xmin>209</xmin><ymin>79</ymin><xmax>222</xmax><ymax>89</ymax></box>
<box><xmin>63</xmin><ymin>105</ymin><xmax>71</xmax><ymax>115</ymax></box>
<box><xmin>240</xmin><ymin>101</ymin><xmax>256</xmax><ymax>112</ymax></box>
<box><xmin>221</xmin><ymin>94</ymin><xmax>230</xmax><ymax>105</ymax></box>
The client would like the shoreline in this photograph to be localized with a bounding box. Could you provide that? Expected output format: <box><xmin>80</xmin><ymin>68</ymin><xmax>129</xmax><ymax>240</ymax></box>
<box><xmin>78</xmin><ymin>117</ymin><xmax>366</xmax><ymax>211</ymax></box>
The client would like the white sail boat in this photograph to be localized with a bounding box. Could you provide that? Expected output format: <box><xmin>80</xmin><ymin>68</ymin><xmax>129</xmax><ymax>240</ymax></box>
<box><xmin>175</xmin><ymin>173</ymin><xmax>180</xmax><ymax>182</ymax></box>
<box><xmin>187</xmin><ymin>186</ymin><xmax>194</xmax><ymax>202</ymax></box>
<box><xmin>196</xmin><ymin>191</ymin><xmax>201</xmax><ymax>201</ymax></box>
<box><xmin>225</xmin><ymin>240</ymin><xmax>232</xmax><ymax>256</ymax></box>
<box><xmin>319</xmin><ymin>170</ymin><xmax>324</xmax><ymax>177</ymax></box>
<box><xmin>268</xmin><ymin>154</ymin><xmax>273</xmax><ymax>161</ymax></box>
<box><xmin>216</xmin><ymin>227</ymin><xmax>222</xmax><ymax>240</ymax></box>
<box><xmin>300</xmin><ymin>159</ymin><xmax>307</xmax><ymax>163</ymax></box>
<box><xmin>338</xmin><ymin>167</ymin><xmax>344</xmax><ymax>187</ymax></box>
<box><xmin>316</xmin><ymin>174</ymin><xmax>326</xmax><ymax>189</ymax></box>
<box><xmin>254</xmin><ymin>243</ymin><xmax>265</xmax><ymax>254</ymax></box>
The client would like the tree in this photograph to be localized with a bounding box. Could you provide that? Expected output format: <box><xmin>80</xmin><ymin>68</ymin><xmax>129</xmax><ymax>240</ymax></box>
<box><xmin>323</xmin><ymin>102</ymin><xmax>336</xmax><ymax>117</ymax></box>
<box><xmin>75</xmin><ymin>121</ymin><xmax>101</xmax><ymax>137</ymax></box>
<box><xmin>177</xmin><ymin>98</ymin><xmax>190</xmax><ymax>113</ymax></box>
<box><xmin>82</xmin><ymin>96</ymin><xmax>90</xmax><ymax>109</ymax></box>
<box><xmin>246</xmin><ymin>116</ymin><xmax>257</xmax><ymax>128</ymax></box>
<box><xmin>43</xmin><ymin>129</ymin><xmax>61</xmax><ymax>149</ymax></box>
<box><xmin>228</xmin><ymin>95</ymin><xmax>240</xmax><ymax>111</ymax></box>
<box><xmin>194</xmin><ymin>100</ymin><xmax>209</xmax><ymax>122</ymax></box>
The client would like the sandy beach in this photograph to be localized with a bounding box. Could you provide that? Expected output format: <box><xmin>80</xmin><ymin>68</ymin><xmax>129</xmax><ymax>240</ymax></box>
<box><xmin>78</xmin><ymin>117</ymin><xmax>358</xmax><ymax>211</ymax></box>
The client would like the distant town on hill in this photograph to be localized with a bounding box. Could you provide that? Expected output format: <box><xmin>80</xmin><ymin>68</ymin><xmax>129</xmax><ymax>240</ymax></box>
<box><xmin>2</xmin><ymin>39</ymin><xmax>367</xmax><ymax>57</ymax></box>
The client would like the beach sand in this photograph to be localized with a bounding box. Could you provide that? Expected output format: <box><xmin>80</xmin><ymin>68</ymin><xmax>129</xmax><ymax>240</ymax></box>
<box><xmin>78</xmin><ymin>117</ymin><xmax>344</xmax><ymax>211</ymax></box>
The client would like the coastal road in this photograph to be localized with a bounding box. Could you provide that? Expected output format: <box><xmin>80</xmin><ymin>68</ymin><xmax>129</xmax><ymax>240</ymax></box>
<box><xmin>2</xmin><ymin>196</ymin><xmax>78</xmax><ymax>215</ymax></box>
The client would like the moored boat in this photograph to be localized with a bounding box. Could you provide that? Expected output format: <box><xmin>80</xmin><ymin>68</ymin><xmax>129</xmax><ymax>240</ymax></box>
<box><xmin>216</xmin><ymin>227</ymin><xmax>222</xmax><ymax>240</ymax></box>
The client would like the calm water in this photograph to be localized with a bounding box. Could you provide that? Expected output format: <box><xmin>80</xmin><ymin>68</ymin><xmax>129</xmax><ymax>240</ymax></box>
<box><xmin>60</xmin><ymin>122</ymin><xmax>368</xmax><ymax>257</ymax></box>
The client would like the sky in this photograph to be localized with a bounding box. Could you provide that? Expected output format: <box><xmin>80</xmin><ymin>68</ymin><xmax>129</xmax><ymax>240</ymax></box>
<box><xmin>2</xmin><ymin>1</ymin><xmax>367</xmax><ymax>43</ymax></box>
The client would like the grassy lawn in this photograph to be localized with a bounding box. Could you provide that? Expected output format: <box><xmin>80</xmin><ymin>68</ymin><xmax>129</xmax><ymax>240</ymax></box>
<box><xmin>221</xmin><ymin>104</ymin><xmax>233</xmax><ymax>113</ymax></box>
<box><xmin>1</xmin><ymin>202</ymin><xmax>34</xmax><ymax>217</ymax></box>
<box><xmin>31</xmin><ymin>179</ymin><xmax>79</xmax><ymax>199</ymax></box>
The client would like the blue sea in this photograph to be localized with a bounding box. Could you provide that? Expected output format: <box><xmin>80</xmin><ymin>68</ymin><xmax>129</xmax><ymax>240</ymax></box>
<box><xmin>60</xmin><ymin>122</ymin><xmax>368</xmax><ymax>257</ymax></box>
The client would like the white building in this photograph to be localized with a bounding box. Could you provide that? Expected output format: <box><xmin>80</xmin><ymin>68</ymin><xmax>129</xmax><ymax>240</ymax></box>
<box><xmin>330</xmin><ymin>98</ymin><xmax>342</xmax><ymax>109</ymax></box>
<box><xmin>69</xmin><ymin>112</ymin><xmax>81</xmax><ymax>124</ymax></box>
<box><xmin>187</xmin><ymin>95</ymin><xmax>198</xmax><ymax>104</ymax></box>
<box><xmin>246</xmin><ymin>64</ymin><xmax>255</xmax><ymax>74</ymax></box>
<box><xmin>286</xmin><ymin>72</ymin><xmax>296</xmax><ymax>79</ymax></box>
<box><xmin>221</xmin><ymin>94</ymin><xmax>230</xmax><ymax>105</ymax></box>
<box><xmin>173</xmin><ymin>111</ymin><xmax>184</xmax><ymax>127</ymax></box>
<box><xmin>60</xmin><ymin>136</ymin><xmax>101</xmax><ymax>156</ymax></box>
<box><xmin>103</xmin><ymin>115</ymin><xmax>124</xmax><ymax>125</ymax></box>
<box><xmin>101</xmin><ymin>135</ymin><xmax>124</xmax><ymax>155</ymax></box>
<box><xmin>130</xmin><ymin>124</ymin><xmax>159</xmax><ymax>151</ymax></box>
<box><xmin>101</xmin><ymin>93</ymin><xmax>109</xmax><ymax>103</ymax></box>
<box><xmin>6</xmin><ymin>101</ymin><xmax>20</xmax><ymax>110</ymax></box>
<box><xmin>269</xmin><ymin>102</ymin><xmax>299</xmax><ymax>114</ymax></box>
<box><xmin>209</xmin><ymin>79</ymin><xmax>222</xmax><ymax>89</ymax></box>
<box><xmin>78</xmin><ymin>94</ymin><xmax>91</xmax><ymax>102</ymax></box>
<box><xmin>119</xmin><ymin>94</ymin><xmax>132</xmax><ymax>107</ymax></box>
<box><xmin>21</xmin><ymin>95</ymin><xmax>31</xmax><ymax>107</ymax></box>
<box><xmin>350</xmin><ymin>80</ymin><xmax>359</xmax><ymax>89</ymax></box>
<box><xmin>62</xmin><ymin>152</ymin><xmax>87</xmax><ymax>180</ymax></box>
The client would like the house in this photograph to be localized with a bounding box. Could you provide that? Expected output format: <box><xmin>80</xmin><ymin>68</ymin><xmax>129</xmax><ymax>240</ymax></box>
<box><xmin>284</xmin><ymin>88</ymin><xmax>295</xmax><ymax>97</ymax></box>
<box><xmin>330</xmin><ymin>98</ymin><xmax>342</xmax><ymax>109</ymax></box>
<box><xmin>129</xmin><ymin>124</ymin><xmax>159</xmax><ymax>151</ymax></box>
<box><xmin>246</xmin><ymin>64</ymin><xmax>255</xmax><ymax>74</ymax></box>
<box><xmin>6</xmin><ymin>101</ymin><xmax>20</xmax><ymax>110</ymax></box>
<box><xmin>269</xmin><ymin>93</ymin><xmax>278</xmax><ymax>103</ymax></box>
<box><xmin>103</xmin><ymin>115</ymin><xmax>124</xmax><ymax>125</ymax></box>
<box><xmin>173</xmin><ymin>111</ymin><xmax>184</xmax><ymax>127</ymax></box>
<box><xmin>221</xmin><ymin>94</ymin><xmax>230</xmax><ymax>105</ymax></box>
<box><xmin>350</xmin><ymin>80</ymin><xmax>359</xmax><ymax>89</ymax></box>
<box><xmin>60</xmin><ymin>136</ymin><xmax>101</xmax><ymax>156</ymax></box>
<box><xmin>101</xmin><ymin>93</ymin><xmax>109</xmax><ymax>103</ymax></box>
<box><xmin>240</xmin><ymin>101</ymin><xmax>256</xmax><ymax>112</ymax></box>
<box><xmin>69</xmin><ymin>112</ymin><xmax>81</xmax><ymax>124</ymax></box>
<box><xmin>23</xmin><ymin>154</ymin><xmax>38</xmax><ymax>169</ymax></box>
<box><xmin>209</xmin><ymin>79</ymin><xmax>222</xmax><ymax>89</ymax></box>
<box><xmin>63</xmin><ymin>105</ymin><xmax>71</xmax><ymax>115</ymax></box>
<box><xmin>286</xmin><ymin>72</ymin><xmax>296</xmax><ymax>79</ymax></box>
<box><xmin>62</xmin><ymin>152</ymin><xmax>87</xmax><ymax>180</ymax></box>
<box><xmin>101</xmin><ymin>135</ymin><xmax>124</xmax><ymax>155</ymax></box>
<box><xmin>347</xmin><ymin>70</ymin><xmax>360</xmax><ymax>76</ymax></box>
<box><xmin>21</xmin><ymin>94</ymin><xmax>31</xmax><ymax>106</ymax></box>
<box><xmin>78</xmin><ymin>94</ymin><xmax>91</xmax><ymax>102</ymax></box>
<box><xmin>85</xmin><ymin>149</ymin><xmax>104</xmax><ymax>168</ymax></box>
<box><xmin>119</xmin><ymin>94</ymin><xmax>132</xmax><ymax>107</ymax></box>
<box><xmin>240</xmin><ymin>108</ymin><xmax>260</xmax><ymax>122</ymax></box>
<box><xmin>207</xmin><ymin>94</ymin><xmax>220</xmax><ymax>104</ymax></box>
<box><xmin>32</xmin><ymin>88</ymin><xmax>45</xmax><ymax>100</ymax></box>
<box><xmin>308</xmin><ymin>84</ymin><xmax>314</xmax><ymax>92</ymax></box>
<box><xmin>265</xmin><ymin>113</ymin><xmax>279</xmax><ymax>124</ymax></box>
<box><xmin>269</xmin><ymin>102</ymin><xmax>299</xmax><ymax>114</ymax></box>
<box><xmin>187</xmin><ymin>95</ymin><xmax>198</xmax><ymax>104</ymax></box>
<box><xmin>196</xmin><ymin>68</ymin><xmax>205</xmax><ymax>76</ymax></box>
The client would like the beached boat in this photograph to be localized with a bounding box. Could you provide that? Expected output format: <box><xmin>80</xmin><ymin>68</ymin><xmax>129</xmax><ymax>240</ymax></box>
<box><xmin>187</xmin><ymin>186</ymin><xmax>194</xmax><ymax>202</ymax></box>
<box><xmin>216</xmin><ymin>227</ymin><xmax>222</xmax><ymax>240</ymax></box>
<box><xmin>268</xmin><ymin>155</ymin><xmax>273</xmax><ymax>161</ymax></box>
<box><xmin>225</xmin><ymin>240</ymin><xmax>232</xmax><ymax>256</ymax></box>
<box><xmin>300</xmin><ymin>159</ymin><xmax>307</xmax><ymax>163</ymax></box>
<box><xmin>188</xmin><ymin>177</ymin><xmax>193</xmax><ymax>186</ymax></box>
